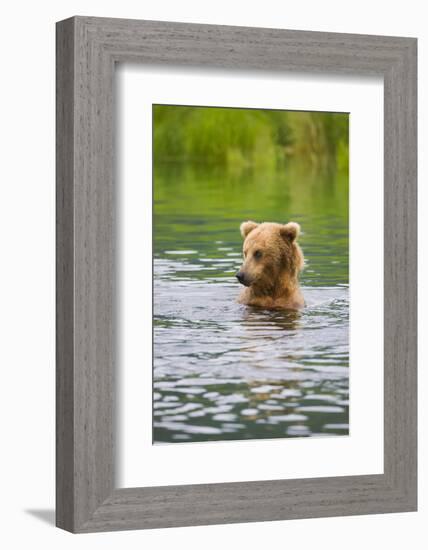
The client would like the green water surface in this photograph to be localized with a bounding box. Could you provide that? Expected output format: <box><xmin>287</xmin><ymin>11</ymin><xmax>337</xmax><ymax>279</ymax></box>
<box><xmin>153</xmin><ymin>160</ymin><xmax>349</xmax><ymax>443</ymax></box>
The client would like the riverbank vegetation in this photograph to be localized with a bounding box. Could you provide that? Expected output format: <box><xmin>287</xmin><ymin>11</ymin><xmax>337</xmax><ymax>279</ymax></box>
<box><xmin>153</xmin><ymin>104</ymin><xmax>349</xmax><ymax>172</ymax></box>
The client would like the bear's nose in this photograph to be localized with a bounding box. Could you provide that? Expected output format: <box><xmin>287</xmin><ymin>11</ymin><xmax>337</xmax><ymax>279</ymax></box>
<box><xmin>236</xmin><ymin>271</ymin><xmax>245</xmax><ymax>284</ymax></box>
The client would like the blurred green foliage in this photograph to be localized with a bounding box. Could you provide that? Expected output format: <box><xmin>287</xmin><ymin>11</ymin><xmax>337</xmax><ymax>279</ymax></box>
<box><xmin>153</xmin><ymin>105</ymin><xmax>349</xmax><ymax>171</ymax></box>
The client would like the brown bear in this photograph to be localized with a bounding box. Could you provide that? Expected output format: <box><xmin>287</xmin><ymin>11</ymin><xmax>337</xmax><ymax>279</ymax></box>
<box><xmin>236</xmin><ymin>221</ymin><xmax>305</xmax><ymax>310</ymax></box>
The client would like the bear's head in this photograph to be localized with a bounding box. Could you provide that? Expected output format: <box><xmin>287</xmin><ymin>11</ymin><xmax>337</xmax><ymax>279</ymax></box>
<box><xmin>236</xmin><ymin>221</ymin><xmax>304</xmax><ymax>293</ymax></box>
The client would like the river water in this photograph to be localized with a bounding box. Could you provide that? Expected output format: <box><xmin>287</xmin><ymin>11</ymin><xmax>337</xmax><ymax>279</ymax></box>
<box><xmin>153</xmin><ymin>162</ymin><xmax>349</xmax><ymax>443</ymax></box>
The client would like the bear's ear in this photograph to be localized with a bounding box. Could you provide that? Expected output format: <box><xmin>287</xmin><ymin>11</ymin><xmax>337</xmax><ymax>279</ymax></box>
<box><xmin>280</xmin><ymin>222</ymin><xmax>300</xmax><ymax>242</ymax></box>
<box><xmin>240</xmin><ymin>221</ymin><xmax>259</xmax><ymax>239</ymax></box>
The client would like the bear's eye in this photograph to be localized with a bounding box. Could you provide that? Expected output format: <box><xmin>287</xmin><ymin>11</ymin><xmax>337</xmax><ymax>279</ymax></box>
<box><xmin>253</xmin><ymin>250</ymin><xmax>262</xmax><ymax>259</ymax></box>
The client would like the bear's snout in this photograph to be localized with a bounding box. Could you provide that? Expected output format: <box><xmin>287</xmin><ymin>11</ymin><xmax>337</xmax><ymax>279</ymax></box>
<box><xmin>236</xmin><ymin>271</ymin><xmax>250</xmax><ymax>286</ymax></box>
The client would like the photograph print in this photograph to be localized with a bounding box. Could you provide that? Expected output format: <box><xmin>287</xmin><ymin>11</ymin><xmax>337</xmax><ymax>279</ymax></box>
<box><xmin>153</xmin><ymin>104</ymin><xmax>349</xmax><ymax>444</ymax></box>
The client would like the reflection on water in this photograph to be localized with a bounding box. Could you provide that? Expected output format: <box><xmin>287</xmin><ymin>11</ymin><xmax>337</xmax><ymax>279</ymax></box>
<box><xmin>153</xmin><ymin>163</ymin><xmax>349</xmax><ymax>443</ymax></box>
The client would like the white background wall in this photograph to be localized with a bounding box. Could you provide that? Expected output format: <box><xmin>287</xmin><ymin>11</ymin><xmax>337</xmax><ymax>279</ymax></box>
<box><xmin>0</xmin><ymin>1</ymin><xmax>424</xmax><ymax>548</ymax></box>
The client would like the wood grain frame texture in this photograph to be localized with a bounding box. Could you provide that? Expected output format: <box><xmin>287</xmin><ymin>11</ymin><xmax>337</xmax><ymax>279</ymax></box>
<box><xmin>56</xmin><ymin>16</ymin><xmax>417</xmax><ymax>533</ymax></box>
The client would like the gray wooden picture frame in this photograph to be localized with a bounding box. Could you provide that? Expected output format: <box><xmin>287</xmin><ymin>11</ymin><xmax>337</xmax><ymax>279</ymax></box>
<box><xmin>56</xmin><ymin>16</ymin><xmax>417</xmax><ymax>533</ymax></box>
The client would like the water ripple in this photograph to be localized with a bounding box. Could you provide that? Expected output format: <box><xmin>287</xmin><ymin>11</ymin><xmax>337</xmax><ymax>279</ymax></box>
<box><xmin>154</xmin><ymin>258</ymin><xmax>349</xmax><ymax>443</ymax></box>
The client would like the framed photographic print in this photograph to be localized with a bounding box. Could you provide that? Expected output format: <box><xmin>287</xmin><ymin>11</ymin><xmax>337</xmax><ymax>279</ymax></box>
<box><xmin>56</xmin><ymin>16</ymin><xmax>417</xmax><ymax>532</ymax></box>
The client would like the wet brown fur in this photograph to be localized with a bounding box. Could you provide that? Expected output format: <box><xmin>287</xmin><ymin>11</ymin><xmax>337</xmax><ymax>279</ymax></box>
<box><xmin>236</xmin><ymin>221</ymin><xmax>304</xmax><ymax>310</ymax></box>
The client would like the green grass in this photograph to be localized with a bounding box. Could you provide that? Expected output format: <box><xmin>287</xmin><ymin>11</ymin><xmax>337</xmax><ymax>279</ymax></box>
<box><xmin>153</xmin><ymin>105</ymin><xmax>349</xmax><ymax>171</ymax></box>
